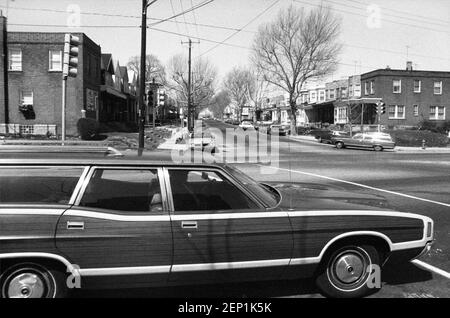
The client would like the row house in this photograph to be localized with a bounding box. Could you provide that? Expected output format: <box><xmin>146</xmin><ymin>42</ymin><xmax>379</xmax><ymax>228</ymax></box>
<box><xmin>0</xmin><ymin>13</ymin><xmax>138</xmax><ymax>137</ymax></box>
<box><xmin>99</xmin><ymin>54</ymin><xmax>138</xmax><ymax>124</ymax></box>
<box><xmin>0</xmin><ymin>16</ymin><xmax>101</xmax><ymax>135</ymax></box>
<box><xmin>360</xmin><ymin>63</ymin><xmax>450</xmax><ymax>128</ymax></box>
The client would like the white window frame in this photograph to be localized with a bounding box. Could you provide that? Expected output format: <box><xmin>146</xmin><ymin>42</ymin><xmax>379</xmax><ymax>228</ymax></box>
<box><xmin>49</xmin><ymin>50</ymin><xmax>63</xmax><ymax>72</ymax></box>
<box><xmin>413</xmin><ymin>105</ymin><xmax>419</xmax><ymax>117</ymax></box>
<box><xmin>413</xmin><ymin>80</ymin><xmax>421</xmax><ymax>93</ymax></box>
<box><xmin>433</xmin><ymin>81</ymin><xmax>442</xmax><ymax>95</ymax></box>
<box><xmin>388</xmin><ymin>105</ymin><xmax>405</xmax><ymax>119</ymax></box>
<box><xmin>393</xmin><ymin>80</ymin><xmax>401</xmax><ymax>94</ymax></box>
<box><xmin>21</xmin><ymin>91</ymin><xmax>34</xmax><ymax>106</ymax></box>
<box><xmin>364</xmin><ymin>82</ymin><xmax>369</xmax><ymax>95</ymax></box>
<box><xmin>370</xmin><ymin>81</ymin><xmax>375</xmax><ymax>94</ymax></box>
<box><xmin>429</xmin><ymin>106</ymin><xmax>445</xmax><ymax>120</ymax></box>
<box><xmin>8</xmin><ymin>49</ymin><xmax>22</xmax><ymax>71</ymax></box>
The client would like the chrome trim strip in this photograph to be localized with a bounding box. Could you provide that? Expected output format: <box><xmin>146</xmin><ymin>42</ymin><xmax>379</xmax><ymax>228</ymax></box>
<box><xmin>0</xmin><ymin>253</ymin><xmax>76</xmax><ymax>273</ymax></box>
<box><xmin>79</xmin><ymin>265</ymin><xmax>171</xmax><ymax>276</ymax></box>
<box><xmin>69</xmin><ymin>166</ymin><xmax>91</xmax><ymax>205</ymax></box>
<box><xmin>64</xmin><ymin>210</ymin><xmax>171</xmax><ymax>222</ymax></box>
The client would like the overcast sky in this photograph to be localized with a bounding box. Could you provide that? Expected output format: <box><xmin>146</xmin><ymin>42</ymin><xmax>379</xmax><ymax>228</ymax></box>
<box><xmin>2</xmin><ymin>0</ymin><xmax>450</xmax><ymax>84</ymax></box>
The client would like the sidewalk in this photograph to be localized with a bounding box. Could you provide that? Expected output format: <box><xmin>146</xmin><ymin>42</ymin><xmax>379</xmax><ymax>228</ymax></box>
<box><xmin>287</xmin><ymin>135</ymin><xmax>450</xmax><ymax>153</ymax></box>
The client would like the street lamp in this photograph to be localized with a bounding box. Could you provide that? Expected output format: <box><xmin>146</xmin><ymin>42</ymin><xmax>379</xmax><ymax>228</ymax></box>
<box><xmin>138</xmin><ymin>0</ymin><xmax>158</xmax><ymax>154</ymax></box>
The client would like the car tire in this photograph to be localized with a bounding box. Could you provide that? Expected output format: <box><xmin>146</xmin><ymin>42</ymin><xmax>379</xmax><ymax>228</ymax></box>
<box><xmin>315</xmin><ymin>244</ymin><xmax>381</xmax><ymax>298</ymax></box>
<box><xmin>318</xmin><ymin>137</ymin><xmax>323</xmax><ymax>143</ymax></box>
<box><xmin>373</xmin><ymin>145</ymin><xmax>383</xmax><ymax>152</ymax></box>
<box><xmin>336</xmin><ymin>142</ymin><xmax>345</xmax><ymax>149</ymax></box>
<box><xmin>0</xmin><ymin>262</ymin><xmax>68</xmax><ymax>298</ymax></box>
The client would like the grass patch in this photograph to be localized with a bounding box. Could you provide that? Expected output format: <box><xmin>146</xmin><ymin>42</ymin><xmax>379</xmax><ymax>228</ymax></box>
<box><xmin>389</xmin><ymin>130</ymin><xmax>449</xmax><ymax>147</ymax></box>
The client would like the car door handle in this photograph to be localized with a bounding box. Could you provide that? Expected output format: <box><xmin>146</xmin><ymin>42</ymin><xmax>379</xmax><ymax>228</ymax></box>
<box><xmin>181</xmin><ymin>221</ymin><xmax>198</xmax><ymax>229</ymax></box>
<box><xmin>67</xmin><ymin>221</ymin><xmax>85</xmax><ymax>230</ymax></box>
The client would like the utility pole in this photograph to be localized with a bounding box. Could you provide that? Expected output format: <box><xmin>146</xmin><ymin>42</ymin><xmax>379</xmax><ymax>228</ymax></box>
<box><xmin>182</xmin><ymin>38</ymin><xmax>199</xmax><ymax>132</ymax></box>
<box><xmin>138</xmin><ymin>0</ymin><xmax>158</xmax><ymax>153</ymax></box>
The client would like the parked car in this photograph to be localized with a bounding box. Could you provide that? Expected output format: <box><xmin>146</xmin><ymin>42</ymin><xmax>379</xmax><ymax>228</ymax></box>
<box><xmin>315</xmin><ymin>130</ymin><xmax>350</xmax><ymax>144</ymax></box>
<box><xmin>268</xmin><ymin>123</ymin><xmax>291</xmax><ymax>136</ymax></box>
<box><xmin>0</xmin><ymin>159</ymin><xmax>433</xmax><ymax>298</ymax></box>
<box><xmin>238</xmin><ymin>120</ymin><xmax>255</xmax><ymax>131</ymax></box>
<box><xmin>332</xmin><ymin>132</ymin><xmax>396</xmax><ymax>151</ymax></box>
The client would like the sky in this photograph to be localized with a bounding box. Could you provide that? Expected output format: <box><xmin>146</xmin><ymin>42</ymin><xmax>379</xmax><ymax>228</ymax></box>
<box><xmin>1</xmin><ymin>0</ymin><xmax>450</xmax><ymax>85</ymax></box>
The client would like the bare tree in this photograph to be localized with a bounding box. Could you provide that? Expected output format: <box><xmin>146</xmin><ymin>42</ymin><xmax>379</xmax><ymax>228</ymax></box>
<box><xmin>223</xmin><ymin>67</ymin><xmax>254</xmax><ymax>122</ymax></box>
<box><xmin>127</xmin><ymin>54</ymin><xmax>166</xmax><ymax>84</ymax></box>
<box><xmin>247</xmin><ymin>68</ymin><xmax>269</xmax><ymax>121</ymax></box>
<box><xmin>166</xmin><ymin>54</ymin><xmax>217</xmax><ymax>117</ymax></box>
<box><xmin>209</xmin><ymin>90</ymin><xmax>231</xmax><ymax>119</ymax></box>
<box><xmin>252</xmin><ymin>5</ymin><xmax>342</xmax><ymax>133</ymax></box>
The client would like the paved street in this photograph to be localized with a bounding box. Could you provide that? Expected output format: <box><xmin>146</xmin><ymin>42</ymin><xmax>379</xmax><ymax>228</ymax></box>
<box><xmin>72</xmin><ymin>119</ymin><xmax>450</xmax><ymax>298</ymax></box>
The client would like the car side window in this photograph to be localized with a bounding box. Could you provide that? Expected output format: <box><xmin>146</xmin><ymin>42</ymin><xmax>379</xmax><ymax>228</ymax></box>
<box><xmin>79</xmin><ymin>169</ymin><xmax>163</xmax><ymax>213</ymax></box>
<box><xmin>364</xmin><ymin>136</ymin><xmax>373</xmax><ymax>141</ymax></box>
<box><xmin>168</xmin><ymin>169</ymin><xmax>258</xmax><ymax>212</ymax></box>
<box><xmin>0</xmin><ymin>167</ymin><xmax>83</xmax><ymax>205</ymax></box>
<box><xmin>353</xmin><ymin>134</ymin><xmax>363</xmax><ymax>140</ymax></box>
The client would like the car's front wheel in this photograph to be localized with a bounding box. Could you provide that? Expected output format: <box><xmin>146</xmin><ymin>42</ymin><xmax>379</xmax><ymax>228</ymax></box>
<box><xmin>0</xmin><ymin>263</ymin><xmax>68</xmax><ymax>298</ymax></box>
<box><xmin>315</xmin><ymin>245</ymin><xmax>381</xmax><ymax>298</ymax></box>
<box><xmin>336</xmin><ymin>141</ymin><xmax>345</xmax><ymax>149</ymax></box>
<box><xmin>373</xmin><ymin>145</ymin><xmax>383</xmax><ymax>152</ymax></box>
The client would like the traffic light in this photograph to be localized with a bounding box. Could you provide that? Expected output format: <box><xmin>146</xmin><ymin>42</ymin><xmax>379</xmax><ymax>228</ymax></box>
<box><xmin>63</xmin><ymin>33</ymin><xmax>80</xmax><ymax>78</ymax></box>
<box><xmin>147</xmin><ymin>90</ymin><xmax>154</xmax><ymax>106</ymax></box>
<box><xmin>158</xmin><ymin>91</ymin><xmax>165</xmax><ymax>107</ymax></box>
<box><xmin>376</xmin><ymin>101</ymin><xmax>386</xmax><ymax>115</ymax></box>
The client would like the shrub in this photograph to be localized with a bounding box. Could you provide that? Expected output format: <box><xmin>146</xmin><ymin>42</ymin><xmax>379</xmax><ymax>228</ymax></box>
<box><xmin>418</xmin><ymin>120</ymin><xmax>450</xmax><ymax>134</ymax></box>
<box><xmin>389</xmin><ymin>130</ymin><xmax>449</xmax><ymax>147</ymax></box>
<box><xmin>77</xmin><ymin>118</ymin><xmax>100</xmax><ymax>140</ymax></box>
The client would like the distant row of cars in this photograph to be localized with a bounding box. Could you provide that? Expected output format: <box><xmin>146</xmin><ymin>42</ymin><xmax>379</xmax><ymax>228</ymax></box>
<box><xmin>237</xmin><ymin>120</ymin><xmax>292</xmax><ymax>136</ymax></box>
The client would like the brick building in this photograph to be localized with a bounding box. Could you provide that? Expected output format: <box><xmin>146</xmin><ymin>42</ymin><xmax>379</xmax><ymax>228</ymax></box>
<box><xmin>361</xmin><ymin>63</ymin><xmax>450</xmax><ymax>128</ymax></box>
<box><xmin>0</xmin><ymin>14</ymin><xmax>101</xmax><ymax>136</ymax></box>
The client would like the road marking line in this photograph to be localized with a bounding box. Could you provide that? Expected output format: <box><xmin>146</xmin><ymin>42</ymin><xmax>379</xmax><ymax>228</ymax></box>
<box><xmin>411</xmin><ymin>260</ymin><xmax>450</xmax><ymax>279</ymax></box>
<box><xmin>258</xmin><ymin>165</ymin><xmax>450</xmax><ymax>208</ymax></box>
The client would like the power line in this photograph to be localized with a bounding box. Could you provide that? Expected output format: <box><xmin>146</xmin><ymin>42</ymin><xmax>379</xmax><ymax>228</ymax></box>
<box><xmin>148</xmin><ymin>0</ymin><xmax>214</xmax><ymax>27</ymax></box>
<box><xmin>169</xmin><ymin>0</ymin><xmax>182</xmax><ymax>38</ymax></box>
<box><xmin>178</xmin><ymin>0</ymin><xmax>191</xmax><ymax>36</ymax></box>
<box><xmin>325</xmin><ymin>0</ymin><xmax>450</xmax><ymax>29</ymax></box>
<box><xmin>293</xmin><ymin>0</ymin><xmax>450</xmax><ymax>35</ymax></box>
<box><xmin>343</xmin><ymin>0</ymin><xmax>450</xmax><ymax>26</ymax></box>
<box><xmin>199</xmin><ymin>0</ymin><xmax>281</xmax><ymax>58</ymax></box>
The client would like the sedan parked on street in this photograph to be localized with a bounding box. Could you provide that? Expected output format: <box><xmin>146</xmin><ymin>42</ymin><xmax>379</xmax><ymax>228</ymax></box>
<box><xmin>332</xmin><ymin>132</ymin><xmax>396</xmax><ymax>151</ymax></box>
<box><xmin>268</xmin><ymin>123</ymin><xmax>291</xmax><ymax>136</ymax></box>
<box><xmin>0</xmin><ymin>159</ymin><xmax>432</xmax><ymax>298</ymax></box>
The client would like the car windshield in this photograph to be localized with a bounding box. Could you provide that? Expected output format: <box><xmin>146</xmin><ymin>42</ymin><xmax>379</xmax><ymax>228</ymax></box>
<box><xmin>224</xmin><ymin>165</ymin><xmax>281</xmax><ymax>207</ymax></box>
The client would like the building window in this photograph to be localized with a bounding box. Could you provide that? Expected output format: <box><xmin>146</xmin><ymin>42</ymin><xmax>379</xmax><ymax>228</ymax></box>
<box><xmin>49</xmin><ymin>50</ymin><xmax>62</xmax><ymax>71</ymax></box>
<box><xmin>413</xmin><ymin>80</ymin><xmax>421</xmax><ymax>93</ymax></box>
<box><xmin>319</xmin><ymin>90</ymin><xmax>325</xmax><ymax>102</ymax></box>
<box><xmin>429</xmin><ymin>106</ymin><xmax>445</xmax><ymax>120</ymax></box>
<box><xmin>341</xmin><ymin>88</ymin><xmax>347</xmax><ymax>98</ymax></box>
<box><xmin>388</xmin><ymin>105</ymin><xmax>405</xmax><ymax>119</ymax></box>
<box><xmin>370</xmin><ymin>81</ymin><xmax>375</xmax><ymax>94</ymax></box>
<box><xmin>364</xmin><ymin>82</ymin><xmax>369</xmax><ymax>95</ymax></box>
<box><xmin>434</xmin><ymin>81</ymin><xmax>442</xmax><ymax>95</ymax></box>
<box><xmin>21</xmin><ymin>91</ymin><xmax>33</xmax><ymax>106</ymax></box>
<box><xmin>330</xmin><ymin>89</ymin><xmax>335</xmax><ymax>100</ymax></box>
<box><xmin>8</xmin><ymin>49</ymin><xmax>22</xmax><ymax>71</ymax></box>
<box><xmin>349</xmin><ymin>85</ymin><xmax>353</xmax><ymax>97</ymax></box>
<box><xmin>354</xmin><ymin>84</ymin><xmax>361</xmax><ymax>97</ymax></box>
<box><xmin>413</xmin><ymin>105</ymin><xmax>419</xmax><ymax>117</ymax></box>
<box><xmin>393</xmin><ymin>80</ymin><xmax>401</xmax><ymax>94</ymax></box>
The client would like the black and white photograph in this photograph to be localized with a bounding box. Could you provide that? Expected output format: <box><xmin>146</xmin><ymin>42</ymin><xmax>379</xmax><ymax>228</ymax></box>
<box><xmin>0</xmin><ymin>0</ymin><xmax>449</xmax><ymax>302</ymax></box>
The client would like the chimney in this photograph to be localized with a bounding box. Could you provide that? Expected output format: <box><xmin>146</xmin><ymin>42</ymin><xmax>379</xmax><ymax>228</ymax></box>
<box><xmin>406</xmin><ymin>61</ymin><xmax>413</xmax><ymax>71</ymax></box>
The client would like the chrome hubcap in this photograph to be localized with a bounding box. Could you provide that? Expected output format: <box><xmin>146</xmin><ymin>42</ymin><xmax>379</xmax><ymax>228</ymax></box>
<box><xmin>333</xmin><ymin>252</ymin><xmax>365</xmax><ymax>284</ymax></box>
<box><xmin>7</xmin><ymin>273</ymin><xmax>45</xmax><ymax>298</ymax></box>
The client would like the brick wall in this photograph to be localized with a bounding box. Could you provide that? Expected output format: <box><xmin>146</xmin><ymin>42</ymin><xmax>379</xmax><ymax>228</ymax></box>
<box><xmin>2</xmin><ymin>32</ymin><xmax>101</xmax><ymax>135</ymax></box>
<box><xmin>362</xmin><ymin>70</ymin><xmax>450</xmax><ymax>127</ymax></box>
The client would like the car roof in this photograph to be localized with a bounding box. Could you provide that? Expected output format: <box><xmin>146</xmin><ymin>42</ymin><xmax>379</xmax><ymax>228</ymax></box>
<box><xmin>0</xmin><ymin>157</ymin><xmax>228</xmax><ymax>169</ymax></box>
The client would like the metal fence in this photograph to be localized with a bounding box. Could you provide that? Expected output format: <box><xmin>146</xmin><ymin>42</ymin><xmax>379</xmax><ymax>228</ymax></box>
<box><xmin>0</xmin><ymin>124</ymin><xmax>57</xmax><ymax>136</ymax></box>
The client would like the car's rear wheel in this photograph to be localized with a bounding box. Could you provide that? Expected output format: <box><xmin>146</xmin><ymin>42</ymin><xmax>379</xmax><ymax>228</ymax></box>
<box><xmin>0</xmin><ymin>263</ymin><xmax>68</xmax><ymax>298</ymax></box>
<box><xmin>336</xmin><ymin>142</ymin><xmax>345</xmax><ymax>149</ymax></box>
<box><xmin>373</xmin><ymin>145</ymin><xmax>383</xmax><ymax>152</ymax></box>
<box><xmin>315</xmin><ymin>245</ymin><xmax>381</xmax><ymax>298</ymax></box>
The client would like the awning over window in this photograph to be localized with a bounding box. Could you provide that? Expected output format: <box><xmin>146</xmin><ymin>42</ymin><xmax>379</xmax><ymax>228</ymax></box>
<box><xmin>100</xmin><ymin>85</ymin><xmax>127</xmax><ymax>100</ymax></box>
